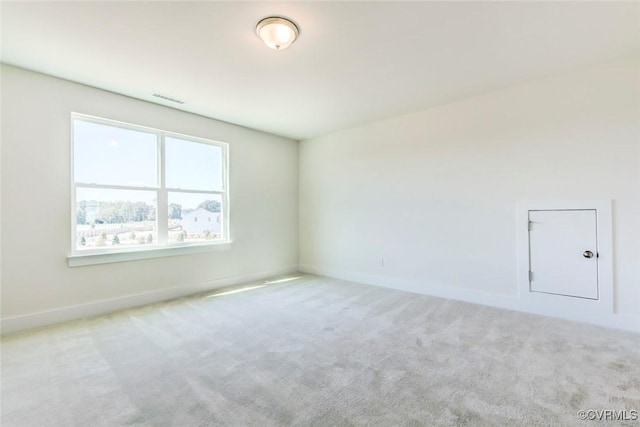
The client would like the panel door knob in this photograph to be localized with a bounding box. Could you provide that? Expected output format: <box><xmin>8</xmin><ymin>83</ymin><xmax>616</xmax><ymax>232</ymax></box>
<box><xmin>583</xmin><ymin>250</ymin><xmax>594</xmax><ymax>258</ymax></box>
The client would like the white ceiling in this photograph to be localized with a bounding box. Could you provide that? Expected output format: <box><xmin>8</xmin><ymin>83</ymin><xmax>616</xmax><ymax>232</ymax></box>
<box><xmin>2</xmin><ymin>1</ymin><xmax>639</xmax><ymax>140</ymax></box>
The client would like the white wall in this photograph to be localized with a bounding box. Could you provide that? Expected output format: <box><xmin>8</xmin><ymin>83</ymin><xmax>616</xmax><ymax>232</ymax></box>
<box><xmin>1</xmin><ymin>65</ymin><xmax>298</xmax><ymax>332</ymax></box>
<box><xmin>299</xmin><ymin>56</ymin><xmax>640</xmax><ymax>332</ymax></box>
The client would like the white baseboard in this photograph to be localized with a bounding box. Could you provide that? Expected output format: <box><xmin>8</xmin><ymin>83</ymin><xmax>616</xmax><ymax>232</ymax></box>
<box><xmin>6</xmin><ymin>264</ymin><xmax>636</xmax><ymax>335</ymax></box>
<box><xmin>1</xmin><ymin>266</ymin><xmax>299</xmax><ymax>335</ymax></box>
<box><xmin>299</xmin><ymin>264</ymin><xmax>640</xmax><ymax>334</ymax></box>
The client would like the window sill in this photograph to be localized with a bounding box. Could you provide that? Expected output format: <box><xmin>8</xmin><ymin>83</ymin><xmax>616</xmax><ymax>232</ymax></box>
<box><xmin>68</xmin><ymin>241</ymin><xmax>232</xmax><ymax>267</ymax></box>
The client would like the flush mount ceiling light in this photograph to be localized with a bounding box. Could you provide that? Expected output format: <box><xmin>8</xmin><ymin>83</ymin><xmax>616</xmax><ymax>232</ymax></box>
<box><xmin>256</xmin><ymin>16</ymin><xmax>299</xmax><ymax>50</ymax></box>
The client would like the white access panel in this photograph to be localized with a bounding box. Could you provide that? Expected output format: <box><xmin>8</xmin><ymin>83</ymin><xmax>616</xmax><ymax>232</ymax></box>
<box><xmin>528</xmin><ymin>209</ymin><xmax>598</xmax><ymax>300</ymax></box>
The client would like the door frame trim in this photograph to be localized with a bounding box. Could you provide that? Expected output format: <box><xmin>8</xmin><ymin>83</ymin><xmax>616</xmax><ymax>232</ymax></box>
<box><xmin>516</xmin><ymin>200</ymin><xmax>613</xmax><ymax>317</ymax></box>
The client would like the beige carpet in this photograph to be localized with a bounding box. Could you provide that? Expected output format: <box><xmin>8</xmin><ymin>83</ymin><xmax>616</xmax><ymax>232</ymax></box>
<box><xmin>2</xmin><ymin>274</ymin><xmax>639</xmax><ymax>426</ymax></box>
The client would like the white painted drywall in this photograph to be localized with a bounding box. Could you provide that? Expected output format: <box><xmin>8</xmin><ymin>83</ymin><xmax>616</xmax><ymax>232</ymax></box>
<box><xmin>1</xmin><ymin>65</ymin><xmax>298</xmax><ymax>332</ymax></box>
<box><xmin>299</xmin><ymin>56</ymin><xmax>640</xmax><ymax>331</ymax></box>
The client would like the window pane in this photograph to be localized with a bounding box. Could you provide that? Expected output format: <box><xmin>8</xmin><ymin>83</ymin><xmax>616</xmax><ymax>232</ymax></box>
<box><xmin>74</xmin><ymin>119</ymin><xmax>158</xmax><ymax>187</ymax></box>
<box><xmin>168</xmin><ymin>192</ymin><xmax>223</xmax><ymax>243</ymax></box>
<box><xmin>76</xmin><ymin>188</ymin><xmax>157</xmax><ymax>250</ymax></box>
<box><xmin>165</xmin><ymin>137</ymin><xmax>223</xmax><ymax>191</ymax></box>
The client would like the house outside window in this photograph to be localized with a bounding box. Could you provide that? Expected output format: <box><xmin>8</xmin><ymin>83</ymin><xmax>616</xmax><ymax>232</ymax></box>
<box><xmin>71</xmin><ymin>113</ymin><xmax>229</xmax><ymax>256</ymax></box>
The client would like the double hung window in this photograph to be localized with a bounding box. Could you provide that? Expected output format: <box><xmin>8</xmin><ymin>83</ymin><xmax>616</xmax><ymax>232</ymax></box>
<box><xmin>71</xmin><ymin>114</ymin><xmax>229</xmax><ymax>257</ymax></box>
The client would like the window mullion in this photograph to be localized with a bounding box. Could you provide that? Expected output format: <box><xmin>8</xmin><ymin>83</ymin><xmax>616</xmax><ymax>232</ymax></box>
<box><xmin>156</xmin><ymin>134</ymin><xmax>168</xmax><ymax>245</ymax></box>
<box><xmin>74</xmin><ymin>183</ymin><xmax>159</xmax><ymax>191</ymax></box>
<box><xmin>164</xmin><ymin>188</ymin><xmax>223</xmax><ymax>195</ymax></box>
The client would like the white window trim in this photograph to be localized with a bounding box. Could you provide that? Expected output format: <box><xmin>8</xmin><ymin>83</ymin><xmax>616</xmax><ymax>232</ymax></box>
<box><xmin>69</xmin><ymin>113</ymin><xmax>231</xmax><ymax>267</ymax></box>
<box><xmin>68</xmin><ymin>241</ymin><xmax>232</xmax><ymax>267</ymax></box>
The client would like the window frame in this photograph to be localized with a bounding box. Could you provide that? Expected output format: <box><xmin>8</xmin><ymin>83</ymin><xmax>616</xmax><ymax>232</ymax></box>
<box><xmin>69</xmin><ymin>113</ymin><xmax>230</xmax><ymax>266</ymax></box>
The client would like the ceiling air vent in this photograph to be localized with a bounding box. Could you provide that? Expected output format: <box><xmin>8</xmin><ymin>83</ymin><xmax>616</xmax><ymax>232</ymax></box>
<box><xmin>152</xmin><ymin>93</ymin><xmax>185</xmax><ymax>104</ymax></box>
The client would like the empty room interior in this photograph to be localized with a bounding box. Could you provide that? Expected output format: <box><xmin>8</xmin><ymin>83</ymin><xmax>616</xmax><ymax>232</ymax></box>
<box><xmin>1</xmin><ymin>1</ymin><xmax>639</xmax><ymax>426</ymax></box>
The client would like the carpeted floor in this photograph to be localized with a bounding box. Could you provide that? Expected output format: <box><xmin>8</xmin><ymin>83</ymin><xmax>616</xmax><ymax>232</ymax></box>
<box><xmin>2</xmin><ymin>274</ymin><xmax>639</xmax><ymax>426</ymax></box>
